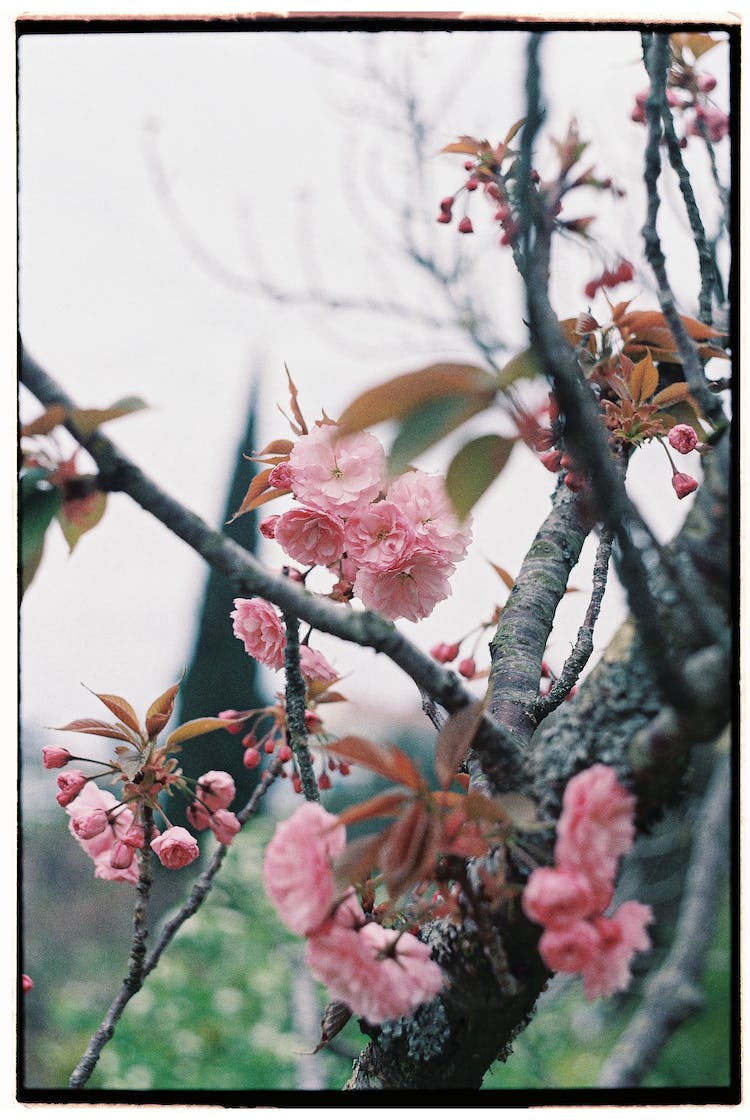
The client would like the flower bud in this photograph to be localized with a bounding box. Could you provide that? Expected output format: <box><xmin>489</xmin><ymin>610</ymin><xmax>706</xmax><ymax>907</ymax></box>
<box><xmin>540</xmin><ymin>449</ymin><xmax>563</xmax><ymax>473</ymax></box>
<box><xmin>197</xmin><ymin>770</ymin><xmax>236</xmax><ymax>811</ymax></box>
<box><xmin>268</xmin><ymin>462</ymin><xmax>293</xmax><ymax>490</ymax></box>
<box><xmin>243</xmin><ymin>746</ymin><xmax>261</xmax><ymax>768</ymax></box>
<box><xmin>259</xmin><ymin>515</ymin><xmax>279</xmax><ymax>540</ymax></box>
<box><xmin>436</xmin><ymin>211</ymin><xmax>452</xmax><ymax>224</ymax></box>
<box><xmin>70</xmin><ymin>807</ymin><xmax>109</xmax><ymax>840</ymax></box>
<box><xmin>698</xmin><ymin>73</ymin><xmax>717</xmax><ymax>93</ymax></box>
<box><xmin>439</xmin><ymin>195</ymin><xmax>454</xmax><ymax>213</ymax></box>
<box><xmin>458</xmin><ymin>657</ymin><xmax>476</xmax><ymax>679</ymax></box>
<box><xmin>55</xmin><ymin>770</ymin><xmax>87</xmax><ymax>807</ymax></box>
<box><xmin>210</xmin><ymin>809</ymin><xmax>241</xmax><ymax>846</ymax></box>
<box><xmin>671</xmin><ymin>471</ymin><xmax>699</xmax><ymax>500</ymax></box>
<box><xmin>278</xmin><ymin>743</ymin><xmax>293</xmax><ymax>763</ymax></box>
<box><xmin>187</xmin><ymin>802</ymin><xmax>211</xmax><ymax>831</ymax></box>
<box><xmin>430</xmin><ymin>641</ymin><xmax>460</xmax><ymax>663</ymax></box>
<box><xmin>564</xmin><ymin>471</ymin><xmax>587</xmax><ymax>493</ymax></box>
<box><xmin>458</xmin><ymin>216</ymin><xmax>474</xmax><ymax>234</ymax></box>
<box><xmin>218</xmin><ymin>710</ymin><xmax>245</xmax><ymax>735</ymax></box>
<box><xmin>22</xmin><ymin>974</ymin><xmax>33</xmax><ymax>992</ymax></box>
<box><xmin>42</xmin><ymin>746</ymin><xmax>71</xmax><ymax>769</ymax></box>
<box><xmin>465</xmin><ymin>178</ymin><xmax>479</xmax><ymax>192</ymax></box>
<box><xmin>318</xmin><ymin>772</ymin><xmax>332</xmax><ymax>790</ymax></box>
<box><xmin>110</xmin><ymin>840</ymin><xmax>135</xmax><ymax>870</ymax></box>
<box><xmin>463</xmin><ymin>160</ymin><xmax>475</xmax><ymax>171</ymax></box>
<box><xmin>151</xmin><ymin>826</ymin><xmax>200</xmax><ymax>870</ymax></box>
<box><xmin>668</xmin><ymin>424</ymin><xmax>698</xmax><ymax>455</ymax></box>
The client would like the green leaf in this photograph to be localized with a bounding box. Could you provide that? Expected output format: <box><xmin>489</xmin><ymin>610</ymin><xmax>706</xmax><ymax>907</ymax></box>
<box><xmin>387</xmin><ymin>394</ymin><xmax>491</xmax><ymax>474</ymax></box>
<box><xmin>495</xmin><ymin>347</ymin><xmax>542</xmax><ymax>391</ymax></box>
<box><xmin>20</xmin><ymin>471</ymin><xmax>62</xmax><ymax>596</ymax></box>
<box><xmin>445</xmin><ymin>434</ymin><xmax>515</xmax><ymax>520</ymax></box>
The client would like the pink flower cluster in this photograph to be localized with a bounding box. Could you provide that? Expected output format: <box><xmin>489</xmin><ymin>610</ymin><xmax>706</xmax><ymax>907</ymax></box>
<box><xmin>231</xmin><ymin>597</ymin><xmax>338</xmax><ymax>679</ymax></box>
<box><xmin>522</xmin><ymin>764</ymin><xmax>652</xmax><ymax>1000</ymax></box>
<box><xmin>263</xmin><ymin>802</ymin><xmax>444</xmax><ymax>1023</ymax></box>
<box><xmin>260</xmin><ymin>423</ymin><xmax>471</xmax><ymax>623</ymax></box>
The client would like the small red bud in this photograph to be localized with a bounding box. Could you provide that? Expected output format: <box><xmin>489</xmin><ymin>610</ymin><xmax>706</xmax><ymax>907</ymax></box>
<box><xmin>22</xmin><ymin>974</ymin><xmax>34</xmax><ymax>993</ymax></box>
<box><xmin>218</xmin><ymin>709</ymin><xmax>245</xmax><ymax>735</ymax></box>
<box><xmin>458</xmin><ymin>657</ymin><xmax>476</xmax><ymax>679</ymax></box>
<box><xmin>530</xmin><ymin>169</ymin><xmax>540</xmax><ymax>184</ymax></box>
<box><xmin>564</xmin><ymin>471</ymin><xmax>587</xmax><ymax>493</ymax></box>
<box><xmin>277</xmin><ymin>744</ymin><xmax>293</xmax><ymax>763</ymax></box>
<box><xmin>463</xmin><ymin>160</ymin><xmax>475</xmax><ymax>171</ymax></box>
<box><xmin>318</xmin><ymin>772</ymin><xmax>332</xmax><ymax>790</ymax></box>
<box><xmin>540</xmin><ymin>449</ymin><xmax>563</xmax><ymax>473</ymax></box>
<box><xmin>485</xmin><ymin>183</ymin><xmax>501</xmax><ymax>201</ymax></box>
<box><xmin>264</xmin><ymin>740</ymin><xmax>276</xmax><ymax>754</ymax></box>
<box><xmin>436</xmin><ymin>211</ymin><xmax>452</xmax><ymax>224</ymax></box>
<box><xmin>615</xmin><ymin>260</ymin><xmax>634</xmax><ymax>283</ymax></box>
<box><xmin>292</xmin><ymin>773</ymin><xmax>302</xmax><ymax>794</ymax></box>
<box><xmin>241</xmin><ymin>732</ymin><xmax>257</xmax><ymax>749</ymax></box>
<box><xmin>559</xmin><ymin>453</ymin><xmax>574</xmax><ymax>470</ymax></box>
<box><xmin>458</xmin><ymin>216</ymin><xmax>474</xmax><ymax>234</ymax></box>
<box><xmin>671</xmin><ymin>471</ymin><xmax>699</xmax><ymax>500</ymax></box>
<box><xmin>584</xmin><ymin>280</ymin><xmax>599</xmax><ymax>299</ymax></box>
<box><xmin>698</xmin><ymin>73</ymin><xmax>717</xmax><ymax>93</ymax></box>
<box><xmin>465</xmin><ymin>178</ymin><xmax>479</xmax><ymax>192</ymax></box>
<box><xmin>631</xmin><ymin>105</ymin><xmax>646</xmax><ymax>124</ymax></box>
<box><xmin>439</xmin><ymin>195</ymin><xmax>455</xmax><ymax>213</ymax></box>
<box><xmin>338</xmin><ymin>762</ymin><xmax>350</xmax><ymax>776</ymax></box>
<box><xmin>668</xmin><ymin>424</ymin><xmax>698</xmax><ymax>455</ymax></box>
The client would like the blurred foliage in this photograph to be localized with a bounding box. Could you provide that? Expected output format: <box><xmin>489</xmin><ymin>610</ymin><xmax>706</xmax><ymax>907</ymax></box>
<box><xmin>22</xmin><ymin>810</ymin><xmax>363</xmax><ymax>1090</ymax></box>
<box><xmin>483</xmin><ymin>892</ymin><xmax>731</xmax><ymax>1089</ymax></box>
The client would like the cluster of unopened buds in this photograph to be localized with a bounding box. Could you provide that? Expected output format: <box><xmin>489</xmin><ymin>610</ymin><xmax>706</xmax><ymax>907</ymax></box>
<box><xmin>436</xmin><ymin>165</ymin><xmax>518</xmax><ymax>244</ymax></box>
<box><xmin>42</xmin><ymin>690</ymin><xmax>244</xmax><ymax>883</ymax></box>
<box><xmin>522</xmin><ymin>764</ymin><xmax>652</xmax><ymax>999</ymax></box>
<box><xmin>630</xmin><ymin>73</ymin><xmax>728</xmax><ymax>144</ymax></box>
<box><xmin>263</xmin><ymin>802</ymin><xmax>444</xmax><ymax>1024</ymax></box>
<box><xmin>583</xmin><ymin>259</ymin><xmax>634</xmax><ymax>300</ymax></box>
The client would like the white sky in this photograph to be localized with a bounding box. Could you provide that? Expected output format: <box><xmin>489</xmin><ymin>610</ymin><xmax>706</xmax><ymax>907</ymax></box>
<box><xmin>16</xmin><ymin>24</ymin><xmax>729</xmax><ymax>754</ymax></box>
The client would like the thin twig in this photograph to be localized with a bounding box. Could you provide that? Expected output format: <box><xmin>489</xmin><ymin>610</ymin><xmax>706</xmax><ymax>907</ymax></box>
<box><xmin>531</xmin><ymin>527</ymin><xmax>614</xmax><ymax>722</ymax></box>
<box><xmin>68</xmin><ymin>760</ymin><xmax>283</xmax><ymax>1089</ymax></box>
<box><xmin>283</xmin><ymin>607</ymin><xmax>319</xmax><ymax>802</ymax></box>
<box><xmin>640</xmin><ymin>33</ymin><xmax>725</xmax><ymax>426</ymax></box>
<box><xmin>597</xmin><ymin>747</ymin><xmax>731</xmax><ymax>1087</ymax></box>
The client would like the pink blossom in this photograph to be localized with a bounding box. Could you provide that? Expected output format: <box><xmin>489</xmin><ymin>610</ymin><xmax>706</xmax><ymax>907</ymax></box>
<box><xmin>210</xmin><ymin>808</ymin><xmax>241</xmax><ymax>845</ymax></box>
<box><xmin>668</xmin><ymin>424</ymin><xmax>698</xmax><ymax>455</ymax></box>
<box><xmin>387</xmin><ymin>470</ymin><xmax>472</xmax><ymax>563</ymax></box>
<box><xmin>268</xmin><ymin>461</ymin><xmax>294</xmax><ymax>490</ymax></box>
<box><xmin>56</xmin><ymin>770</ymin><xmax>87</xmax><ymax>807</ymax></box>
<box><xmin>187</xmin><ymin>802</ymin><xmax>212</xmax><ymax>831</ymax></box>
<box><xmin>42</xmin><ymin>745</ymin><xmax>71</xmax><ymax>769</ymax></box>
<box><xmin>580</xmin><ymin>902</ymin><xmax>653</xmax><ymax>1000</ymax></box>
<box><xmin>353</xmin><ymin>551</ymin><xmax>454</xmax><ymax>622</ymax></box>
<box><xmin>555</xmin><ymin>764</ymin><xmax>635</xmax><ymax>897</ymax></box>
<box><xmin>151</xmin><ymin>826</ymin><xmax>200</xmax><ymax>870</ymax></box>
<box><xmin>430</xmin><ymin>642</ymin><xmax>460</xmax><ymax>663</ymax></box>
<box><xmin>299</xmin><ymin>646</ymin><xmax>338</xmax><ymax>684</ymax></box>
<box><xmin>672</xmin><ymin>471</ymin><xmax>699</xmax><ymax>500</ymax></box>
<box><xmin>343</xmin><ymin>501</ymin><xmax>415</xmax><ymax>571</ymax></box>
<box><xmin>288</xmin><ymin>424</ymin><xmax>386</xmax><ymax>517</ymax></box>
<box><xmin>122</xmin><ymin>826</ymin><xmax>145</xmax><ymax>849</ymax></box>
<box><xmin>305</xmin><ymin>919</ymin><xmax>444</xmax><ymax>1024</ymax></box>
<box><xmin>197</xmin><ymin>770</ymin><xmax>236</xmax><ymax>812</ymax></box>
<box><xmin>70</xmin><ymin>807</ymin><xmax>109</xmax><ymax>840</ymax></box>
<box><xmin>22</xmin><ymin>974</ymin><xmax>34</xmax><ymax>992</ymax></box>
<box><xmin>259</xmin><ymin>514</ymin><xmax>280</xmax><ymax>540</ymax></box>
<box><xmin>110</xmin><ymin>840</ymin><xmax>135</xmax><ymax>870</ymax></box>
<box><xmin>522</xmin><ymin>866</ymin><xmax>596</xmax><ymax>929</ymax></box>
<box><xmin>66</xmin><ymin>783</ymin><xmax>139</xmax><ymax>884</ymax></box>
<box><xmin>538</xmin><ymin>921</ymin><xmax>600</xmax><ymax>974</ymax></box>
<box><xmin>231</xmin><ymin>597</ymin><xmax>286</xmax><ymax>670</ymax></box>
<box><xmin>263</xmin><ymin>802</ymin><xmax>346</xmax><ymax>936</ymax></box>
<box><xmin>275</xmin><ymin>506</ymin><xmax>346</xmax><ymax>567</ymax></box>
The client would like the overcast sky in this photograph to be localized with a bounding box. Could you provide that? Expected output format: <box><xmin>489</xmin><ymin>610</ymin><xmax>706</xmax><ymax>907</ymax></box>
<box><xmin>17</xmin><ymin>23</ymin><xmax>730</xmax><ymax>770</ymax></box>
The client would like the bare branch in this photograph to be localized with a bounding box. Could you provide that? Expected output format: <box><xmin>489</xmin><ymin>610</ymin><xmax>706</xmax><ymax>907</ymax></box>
<box><xmin>597</xmin><ymin>746</ymin><xmax>730</xmax><ymax>1087</ymax></box>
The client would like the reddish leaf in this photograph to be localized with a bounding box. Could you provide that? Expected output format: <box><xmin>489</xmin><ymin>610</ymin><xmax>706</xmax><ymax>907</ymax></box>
<box><xmin>629</xmin><ymin>353</ymin><xmax>659</xmax><ymax>405</ymax></box>
<box><xmin>325</xmin><ymin>737</ymin><xmax>425</xmax><ymax>790</ymax></box>
<box><xmin>503</xmin><ymin>117</ymin><xmax>526</xmax><ymax>146</ymax></box>
<box><xmin>435</xmin><ymin>700</ymin><xmax>486</xmax><ymax>789</ymax></box>
<box><xmin>166</xmin><ymin>717</ymin><xmax>235</xmax><ymax>746</ymax></box>
<box><xmin>440</xmin><ymin>135</ymin><xmax>486</xmax><ymax>156</ymax></box>
<box><xmin>144</xmin><ymin>680</ymin><xmax>181</xmax><ymax>738</ymax></box>
<box><xmin>333</xmin><ymin>830</ymin><xmax>390</xmax><ymax>892</ymax></box>
<box><xmin>337</xmin><ymin>789</ymin><xmax>410</xmax><ymax>829</ymax></box>
<box><xmin>88</xmin><ymin>691</ymin><xmax>142</xmax><ymax>735</ymax></box>
<box><xmin>53</xmin><ymin>718</ymin><xmax>139</xmax><ymax>745</ymax></box>
<box><xmin>70</xmin><ymin>396</ymin><xmax>147</xmax><ymax>437</ymax></box>
<box><xmin>284</xmin><ymin>364</ymin><xmax>308</xmax><ymax>436</ymax></box>
<box><xmin>311</xmin><ymin>1002</ymin><xmax>353</xmax><ymax>1054</ymax></box>
<box><xmin>250</xmin><ymin>438</ymin><xmax>294</xmax><ymax>459</ymax></box>
<box><xmin>651</xmin><ymin>382</ymin><xmax>691</xmax><ymax>409</ymax></box>
<box><xmin>379</xmin><ymin>801</ymin><xmax>438</xmax><ymax>899</ymax></box>
<box><xmin>337</xmin><ymin>363</ymin><xmax>496</xmax><ymax>435</ymax></box>
<box><xmin>229</xmin><ymin>467</ymin><xmax>276</xmax><ymax>523</ymax></box>
<box><xmin>58</xmin><ymin>490</ymin><xmax>107</xmax><ymax>552</ymax></box>
<box><xmin>21</xmin><ymin>404</ymin><xmax>67</xmax><ymax>438</ymax></box>
<box><xmin>487</xmin><ymin>561</ymin><xmax>516</xmax><ymax>591</ymax></box>
<box><xmin>311</xmin><ymin>689</ymin><xmax>347</xmax><ymax>704</ymax></box>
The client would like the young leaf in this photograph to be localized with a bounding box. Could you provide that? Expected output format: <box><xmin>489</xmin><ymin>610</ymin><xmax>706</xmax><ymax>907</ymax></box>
<box><xmin>440</xmin><ymin>135</ymin><xmax>485</xmax><ymax>156</ymax></box>
<box><xmin>144</xmin><ymin>679</ymin><xmax>182</xmax><ymax>738</ymax></box>
<box><xmin>311</xmin><ymin>1002</ymin><xmax>353</xmax><ymax>1055</ymax></box>
<box><xmin>21</xmin><ymin>404</ymin><xmax>67</xmax><ymax>438</ymax></box>
<box><xmin>325</xmin><ymin>736</ymin><xmax>425</xmax><ymax>790</ymax></box>
<box><xmin>495</xmin><ymin>347</ymin><xmax>543</xmax><ymax>391</ymax></box>
<box><xmin>503</xmin><ymin>117</ymin><xmax>526</xmax><ymax>146</ymax></box>
<box><xmin>20</xmin><ymin>472</ymin><xmax>62</xmax><ymax>596</ymax></box>
<box><xmin>388</xmin><ymin>393</ymin><xmax>492</xmax><ymax>474</ymax></box>
<box><xmin>379</xmin><ymin>801</ymin><xmax>438</xmax><ymax>899</ymax></box>
<box><xmin>284</xmin><ymin>364</ymin><xmax>308</xmax><ymax>436</ymax></box>
<box><xmin>69</xmin><ymin>396</ymin><xmax>147</xmax><ymax>437</ymax></box>
<box><xmin>487</xmin><ymin>561</ymin><xmax>516</xmax><ymax>592</ymax></box>
<box><xmin>336</xmin><ymin>788</ymin><xmax>410</xmax><ymax>829</ymax></box>
<box><xmin>229</xmin><ymin>467</ymin><xmax>276</xmax><ymax>523</ymax></box>
<box><xmin>445</xmin><ymin>434</ymin><xmax>515</xmax><ymax>520</ymax></box>
<box><xmin>492</xmin><ymin>791</ymin><xmax>544</xmax><ymax>831</ymax></box>
<box><xmin>434</xmin><ymin>700</ymin><xmax>486</xmax><ymax>789</ymax></box>
<box><xmin>58</xmin><ymin>490</ymin><xmax>107</xmax><ymax>552</ymax></box>
<box><xmin>651</xmin><ymin>382</ymin><xmax>691</xmax><ymax>410</ymax></box>
<box><xmin>337</xmin><ymin>363</ymin><xmax>495</xmax><ymax>435</ymax></box>
<box><xmin>89</xmin><ymin>691</ymin><xmax>142</xmax><ymax>735</ymax></box>
<box><xmin>629</xmin><ymin>353</ymin><xmax>659</xmax><ymax>405</ymax></box>
<box><xmin>53</xmin><ymin>718</ymin><xmax>140</xmax><ymax>744</ymax></box>
<box><xmin>166</xmin><ymin>716</ymin><xmax>234</xmax><ymax>747</ymax></box>
<box><xmin>332</xmin><ymin>830</ymin><xmax>390</xmax><ymax>893</ymax></box>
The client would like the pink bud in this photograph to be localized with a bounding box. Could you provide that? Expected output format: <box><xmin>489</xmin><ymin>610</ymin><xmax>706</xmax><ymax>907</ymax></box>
<box><xmin>458</xmin><ymin>657</ymin><xmax>476</xmax><ymax>679</ymax></box>
<box><xmin>187</xmin><ymin>802</ymin><xmax>211</xmax><ymax>831</ymax></box>
<box><xmin>243</xmin><ymin>746</ymin><xmax>261</xmax><ymax>768</ymax></box>
<box><xmin>430</xmin><ymin>641</ymin><xmax>460</xmax><ymax>663</ymax></box>
<box><xmin>278</xmin><ymin>743</ymin><xmax>293</xmax><ymax>763</ymax></box>
<box><xmin>631</xmin><ymin>104</ymin><xmax>646</xmax><ymax>124</ymax></box>
<box><xmin>242</xmin><ymin>731</ymin><xmax>257</xmax><ymax>749</ymax></box>
<box><xmin>110</xmin><ymin>840</ymin><xmax>135</xmax><ymax>870</ymax></box>
<box><xmin>21</xmin><ymin>974</ymin><xmax>33</xmax><ymax>992</ymax></box>
<box><xmin>540</xmin><ymin>449</ymin><xmax>563</xmax><ymax>473</ymax></box>
<box><xmin>671</xmin><ymin>471</ymin><xmax>699</xmax><ymax>500</ymax></box>
<box><xmin>668</xmin><ymin>424</ymin><xmax>698</xmax><ymax>455</ymax></box>
<box><xmin>70</xmin><ymin>807</ymin><xmax>109</xmax><ymax>840</ymax></box>
<box><xmin>210</xmin><ymin>809</ymin><xmax>241</xmax><ymax>845</ymax></box>
<box><xmin>218</xmin><ymin>711</ymin><xmax>245</xmax><ymax>735</ymax></box>
<box><xmin>439</xmin><ymin>195</ymin><xmax>455</xmax><ymax>213</ymax></box>
<box><xmin>197</xmin><ymin>770</ymin><xmax>236</xmax><ymax>811</ymax></box>
<box><xmin>268</xmin><ymin>462</ymin><xmax>293</xmax><ymax>490</ymax></box>
<box><xmin>666</xmin><ymin>88</ymin><xmax>681</xmax><ymax>107</ymax></box>
<box><xmin>338</xmin><ymin>762</ymin><xmax>350</xmax><ymax>776</ymax></box>
<box><xmin>292</xmin><ymin>773</ymin><xmax>303</xmax><ymax>794</ymax></box>
<box><xmin>698</xmin><ymin>73</ymin><xmax>717</xmax><ymax>93</ymax></box>
<box><xmin>318</xmin><ymin>772</ymin><xmax>331</xmax><ymax>790</ymax></box>
<box><xmin>463</xmin><ymin>160</ymin><xmax>475</xmax><ymax>171</ymax></box>
<box><xmin>151</xmin><ymin>826</ymin><xmax>200</xmax><ymax>870</ymax></box>
<box><xmin>123</xmin><ymin>826</ymin><xmax>145</xmax><ymax>849</ymax></box>
<box><xmin>458</xmin><ymin>217</ymin><xmax>474</xmax><ymax>234</ymax></box>
<box><xmin>465</xmin><ymin>178</ymin><xmax>479</xmax><ymax>192</ymax></box>
<box><xmin>436</xmin><ymin>212</ymin><xmax>452</xmax><ymax>224</ymax></box>
<box><xmin>55</xmin><ymin>770</ymin><xmax>87</xmax><ymax>807</ymax></box>
<box><xmin>615</xmin><ymin>260</ymin><xmax>634</xmax><ymax>283</ymax></box>
<box><xmin>259</xmin><ymin>515</ymin><xmax>279</xmax><ymax>540</ymax></box>
<box><xmin>564</xmin><ymin>471</ymin><xmax>587</xmax><ymax>493</ymax></box>
<box><xmin>42</xmin><ymin>745</ymin><xmax>71</xmax><ymax>769</ymax></box>
<box><xmin>584</xmin><ymin>280</ymin><xmax>599</xmax><ymax>299</ymax></box>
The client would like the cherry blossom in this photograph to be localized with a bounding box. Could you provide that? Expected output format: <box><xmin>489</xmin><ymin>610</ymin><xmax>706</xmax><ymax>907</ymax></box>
<box><xmin>196</xmin><ymin>771</ymin><xmax>236</xmax><ymax>813</ymax></box>
<box><xmin>288</xmin><ymin>424</ymin><xmax>386</xmax><ymax>517</ymax></box>
<box><xmin>274</xmin><ymin>506</ymin><xmax>346</xmax><ymax>567</ymax></box>
<box><xmin>387</xmin><ymin>469</ymin><xmax>472</xmax><ymax>563</ymax></box>
<box><xmin>231</xmin><ymin>597</ymin><xmax>286</xmax><ymax>670</ymax></box>
<box><xmin>353</xmin><ymin>551</ymin><xmax>454</xmax><ymax>622</ymax></box>
<box><xmin>151</xmin><ymin>826</ymin><xmax>200</xmax><ymax>870</ymax></box>
<box><xmin>42</xmin><ymin>746</ymin><xmax>71</xmax><ymax>769</ymax></box>
<box><xmin>343</xmin><ymin>501</ymin><xmax>415</xmax><ymax>571</ymax></box>
<box><xmin>263</xmin><ymin>802</ymin><xmax>346</xmax><ymax>936</ymax></box>
<box><xmin>298</xmin><ymin>645</ymin><xmax>338</xmax><ymax>685</ymax></box>
<box><xmin>65</xmin><ymin>782</ymin><xmax>139</xmax><ymax>884</ymax></box>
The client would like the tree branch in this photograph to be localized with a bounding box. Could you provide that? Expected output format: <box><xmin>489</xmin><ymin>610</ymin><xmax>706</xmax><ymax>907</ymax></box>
<box><xmin>282</xmin><ymin>607</ymin><xmax>319</xmax><ymax>802</ymax></box>
<box><xmin>596</xmin><ymin>747</ymin><xmax>730</xmax><ymax>1087</ymax></box>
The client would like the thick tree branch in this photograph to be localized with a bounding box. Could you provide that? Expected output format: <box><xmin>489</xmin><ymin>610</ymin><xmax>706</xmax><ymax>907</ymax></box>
<box><xmin>283</xmin><ymin>607</ymin><xmax>319</xmax><ymax>802</ymax></box>
<box><xmin>597</xmin><ymin>748</ymin><xmax>730</xmax><ymax>1087</ymax></box>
